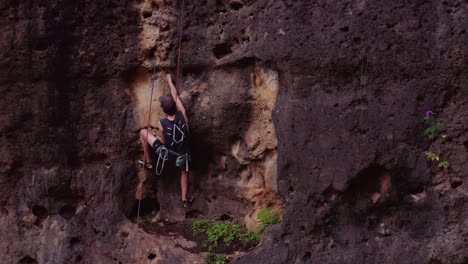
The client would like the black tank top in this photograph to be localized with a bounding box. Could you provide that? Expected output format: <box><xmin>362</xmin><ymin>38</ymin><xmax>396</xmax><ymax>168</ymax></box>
<box><xmin>160</xmin><ymin>111</ymin><xmax>189</xmax><ymax>154</ymax></box>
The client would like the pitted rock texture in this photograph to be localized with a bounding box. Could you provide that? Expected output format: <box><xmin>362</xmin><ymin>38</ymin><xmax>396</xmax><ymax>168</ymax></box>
<box><xmin>1</xmin><ymin>0</ymin><xmax>467</xmax><ymax>264</ymax></box>
<box><xmin>0</xmin><ymin>1</ymin><xmax>198</xmax><ymax>263</ymax></box>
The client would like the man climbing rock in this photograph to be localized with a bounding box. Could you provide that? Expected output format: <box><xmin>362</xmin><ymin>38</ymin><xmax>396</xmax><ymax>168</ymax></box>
<box><xmin>139</xmin><ymin>73</ymin><xmax>191</xmax><ymax>206</ymax></box>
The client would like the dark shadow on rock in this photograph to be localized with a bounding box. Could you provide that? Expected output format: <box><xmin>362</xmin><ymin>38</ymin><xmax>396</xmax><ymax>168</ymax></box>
<box><xmin>18</xmin><ymin>256</ymin><xmax>37</xmax><ymax>264</ymax></box>
<box><xmin>157</xmin><ymin>164</ymin><xmax>185</xmax><ymax>221</ymax></box>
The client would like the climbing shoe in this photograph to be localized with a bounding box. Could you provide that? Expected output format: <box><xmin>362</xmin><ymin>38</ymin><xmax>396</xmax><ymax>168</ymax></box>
<box><xmin>137</xmin><ymin>160</ymin><xmax>153</xmax><ymax>169</ymax></box>
<box><xmin>182</xmin><ymin>197</ymin><xmax>194</xmax><ymax>208</ymax></box>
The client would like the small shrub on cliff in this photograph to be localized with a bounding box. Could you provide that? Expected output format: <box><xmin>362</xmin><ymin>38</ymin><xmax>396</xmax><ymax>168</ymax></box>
<box><xmin>257</xmin><ymin>207</ymin><xmax>282</xmax><ymax>227</ymax></box>
<box><xmin>207</xmin><ymin>222</ymin><xmax>240</xmax><ymax>247</ymax></box>
<box><xmin>192</xmin><ymin>219</ymin><xmax>262</xmax><ymax>249</ymax></box>
<box><xmin>239</xmin><ymin>228</ymin><xmax>262</xmax><ymax>242</ymax></box>
<box><xmin>192</xmin><ymin>219</ymin><xmax>210</xmax><ymax>234</ymax></box>
<box><xmin>423</xmin><ymin>111</ymin><xmax>449</xmax><ymax>170</ymax></box>
<box><xmin>205</xmin><ymin>252</ymin><xmax>226</xmax><ymax>264</ymax></box>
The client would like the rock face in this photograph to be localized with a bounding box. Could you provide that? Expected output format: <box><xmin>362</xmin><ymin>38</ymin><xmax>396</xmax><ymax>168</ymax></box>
<box><xmin>0</xmin><ymin>0</ymin><xmax>467</xmax><ymax>264</ymax></box>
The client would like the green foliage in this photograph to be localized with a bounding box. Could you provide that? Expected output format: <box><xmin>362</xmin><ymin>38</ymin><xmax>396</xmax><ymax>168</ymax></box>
<box><xmin>424</xmin><ymin>122</ymin><xmax>441</xmax><ymax>139</ymax></box>
<box><xmin>423</xmin><ymin>112</ymin><xmax>449</xmax><ymax>170</ymax></box>
<box><xmin>239</xmin><ymin>228</ymin><xmax>262</xmax><ymax>242</ymax></box>
<box><xmin>205</xmin><ymin>252</ymin><xmax>226</xmax><ymax>264</ymax></box>
<box><xmin>192</xmin><ymin>218</ymin><xmax>268</xmax><ymax>252</ymax></box>
<box><xmin>207</xmin><ymin>222</ymin><xmax>240</xmax><ymax>247</ymax></box>
<box><xmin>257</xmin><ymin>207</ymin><xmax>282</xmax><ymax>227</ymax></box>
<box><xmin>288</xmin><ymin>189</ymin><xmax>296</xmax><ymax>201</ymax></box>
<box><xmin>192</xmin><ymin>219</ymin><xmax>210</xmax><ymax>235</ymax></box>
<box><xmin>436</xmin><ymin>134</ymin><xmax>447</xmax><ymax>144</ymax></box>
<box><xmin>425</xmin><ymin>151</ymin><xmax>439</xmax><ymax>161</ymax></box>
<box><xmin>437</xmin><ymin>161</ymin><xmax>449</xmax><ymax>169</ymax></box>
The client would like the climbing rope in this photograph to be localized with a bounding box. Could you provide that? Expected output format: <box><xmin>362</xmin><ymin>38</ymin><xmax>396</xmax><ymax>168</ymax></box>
<box><xmin>132</xmin><ymin>67</ymin><xmax>157</xmax><ymax>262</ymax></box>
<box><xmin>137</xmin><ymin>66</ymin><xmax>157</xmax><ymax>222</ymax></box>
<box><xmin>175</xmin><ymin>0</ymin><xmax>185</xmax><ymax>92</ymax></box>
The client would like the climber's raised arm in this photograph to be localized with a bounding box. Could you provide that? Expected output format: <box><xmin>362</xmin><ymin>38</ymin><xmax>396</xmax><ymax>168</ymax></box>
<box><xmin>166</xmin><ymin>73</ymin><xmax>188</xmax><ymax>124</ymax></box>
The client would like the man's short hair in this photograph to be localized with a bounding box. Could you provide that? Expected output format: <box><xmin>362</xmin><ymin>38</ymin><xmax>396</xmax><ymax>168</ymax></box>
<box><xmin>159</xmin><ymin>95</ymin><xmax>177</xmax><ymax>115</ymax></box>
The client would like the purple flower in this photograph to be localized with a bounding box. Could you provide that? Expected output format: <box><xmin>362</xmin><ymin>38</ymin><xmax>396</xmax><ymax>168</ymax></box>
<box><xmin>425</xmin><ymin>110</ymin><xmax>433</xmax><ymax>116</ymax></box>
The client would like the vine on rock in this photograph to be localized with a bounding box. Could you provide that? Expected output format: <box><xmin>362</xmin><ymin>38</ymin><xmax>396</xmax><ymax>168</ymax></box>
<box><xmin>423</xmin><ymin>110</ymin><xmax>449</xmax><ymax>169</ymax></box>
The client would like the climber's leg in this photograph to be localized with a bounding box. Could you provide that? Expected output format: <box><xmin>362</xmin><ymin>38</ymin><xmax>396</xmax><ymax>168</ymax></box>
<box><xmin>181</xmin><ymin>169</ymin><xmax>189</xmax><ymax>202</ymax></box>
<box><xmin>139</xmin><ymin>129</ymin><xmax>157</xmax><ymax>163</ymax></box>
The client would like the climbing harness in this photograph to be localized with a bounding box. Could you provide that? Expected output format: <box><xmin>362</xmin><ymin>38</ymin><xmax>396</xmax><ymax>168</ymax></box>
<box><xmin>154</xmin><ymin>145</ymin><xmax>189</xmax><ymax>175</ymax></box>
<box><xmin>155</xmin><ymin>146</ymin><xmax>169</xmax><ymax>175</ymax></box>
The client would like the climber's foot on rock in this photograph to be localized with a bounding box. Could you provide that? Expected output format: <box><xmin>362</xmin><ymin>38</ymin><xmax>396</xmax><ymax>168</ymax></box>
<box><xmin>182</xmin><ymin>197</ymin><xmax>194</xmax><ymax>208</ymax></box>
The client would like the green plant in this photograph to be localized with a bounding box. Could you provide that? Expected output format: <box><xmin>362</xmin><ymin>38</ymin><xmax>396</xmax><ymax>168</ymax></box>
<box><xmin>207</xmin><ymin>222</ymin><xmax>240</xmax><ymax>247</ymax></box>
<box><xmin>205</xmin><ymin>251</ymin><xmax>226</xmax><ymax>264</ymax></box>
<box><xmin>425</xmin><ymin>151</ymin><xmax>440</xmax><ymax>161</ymax></box>
<box><xmin>257</xmin><ymin>207</ymin><xmax>282</xmax><ymax>227</ymax></box>
<box><xmin>193</xmin><ymin>219</ymin><xmax>264</xmax><ymax>252</ymax></box>
<box><xmin>239</xmin><ymin>228</ymin><xmax>263</xmax><ymax>242</ymax></box>
<box><xmin>436</xmin><ymin>134</ymin><xmax>447</xmax><ymax>144</ymax></box>
<box><xmin>192</xmin><ymin>219</ymin><xmax>210</xmax><ymax>235</ymax></box>
<box><xmin>423</xmin><ymin>111</ymin><xmax>449</xmax><ymax>170</ymax></box>
<box><xmin>437</xmin><ymin>161</ymin><xmax>449</xmax><ymax>169</ymax></box>
<box><xmin>424</xmin><ymin>122</ymin><xmax>441</xmax><ymax>139</ymax></box>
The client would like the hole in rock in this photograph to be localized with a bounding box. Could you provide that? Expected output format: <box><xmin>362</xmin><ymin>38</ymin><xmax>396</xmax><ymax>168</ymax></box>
<box><xmin>213</xmin><ymin>42</ymin><xmax>233</xmax><ymax>59</ymax></box>
<box><xmin>288</xmin><ymin>186</ymin><xmax>296</xmax><ymax>201</ymax></box>
<box><xmin>463</xmin><ymin>140</ymin><xmax>468</xmax><ymax>150</ymax></box>
<box><xmin>75</xmin><ymin>255</ymin><xmax>83</xmax><ymax>262</ymax></box>
<box><xmin>121</xmin><ymin>232</ymin><xmax>129</xmax><ymax>238</ymax></box>
<box><xmin>302</xmin><ymin>251</ymin><xmax>311</xmax><ymax>261</ymax></box>
<box><xmin>344</xmin><ymin>165</ymin><xmax>390</xmax><ymax>204</ymax></box>
<box><xmin>18</xmin><ymin>256</ymin><xmax>37</xmax><ymax>264</ymax></box>
<box><xmin>33</xmin><ymin>38</ymin><xmax>48</xmax><ymax>51</ymax></box>
<box><xmin>32</xmin><ymin>205</ymin><xmax>48</xmax><ymax>219</ymax></box>
<box><xmin>148</xmin><ymin>253</ymin><xmax>156</xmax><ymax>260</ymax></box>
<box><xmin>339</xmin><ymin>26</ymin><xmax>349</xmax><ymax>32</ymax></box>
<box><xmin>142</xmin><ymin>10</ymin><xmax>152</xmax><ymax>18</ymax></box>
<box><xmin>69</xmin><ymin>237</ymin><xmax>81</xmax><ymax>249</ymax></box>
<box><xmin>147</xmin><ymin>47</ymin><xmax>157</xmax><ymax>59</ymax></box>
<box><xmin>229</xmin><ymin>0</ymin><xmax>244</xmax><ymax>10</ymax></box>
<box><xmin>451</xmin><ymin>180</ymin><xmax>462</xmax><ymax>189</ymax></box>
<box><xmin>129</xmin><ymin>198</ymin><xmax>159</xmax><ymax>219</ymax></box>
<box><xmin>219</xmin><ymin>213</ymin><xmax>233</xmax><ymax>221</ymax></box>
<box><xmin>185</xmin><ymin>209</ymin><xmax>203</xmax><ymax>219</ymax></box>
<box><xmin>323</xmin><ymin>186</ymin><xmax>339</xmax><ymax>202</ymax></box>
<box><xmin>392</xmin><ymin>166</ymin><xmax>426</xmax><ymax>196</ymax></box>
<box><xmin>59</xmin><ymin>205</ymin><xmax>76</xmax><ymax>220</ymax></box>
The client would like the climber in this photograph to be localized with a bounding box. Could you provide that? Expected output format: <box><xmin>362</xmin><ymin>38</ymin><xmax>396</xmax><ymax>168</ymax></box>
<box><xmin>139</xmin><ymin>73</ymin><xmax>191</xmax><ymax>206</ymax></box>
